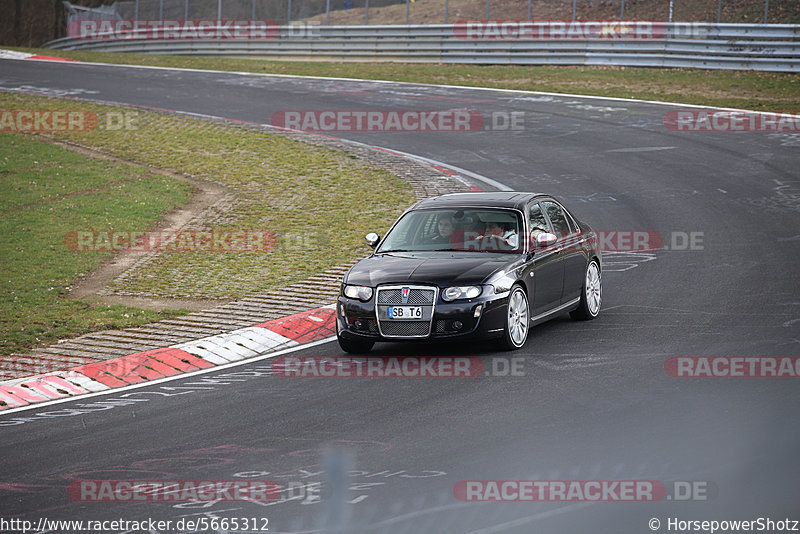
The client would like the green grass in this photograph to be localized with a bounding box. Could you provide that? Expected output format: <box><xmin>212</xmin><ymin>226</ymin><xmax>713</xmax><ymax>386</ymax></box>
<box><xmin>11</xmin><ymin>47</ymin><xmax>800</xmax><ymax>113</ymax></box>
<box><xmin>0</xmin><ymin>91</ymin><xmax>415</xmax><ymax>355</ymax></box>
<box><xmin>0</xmin><ymin>133</ymin><xmax>193</xmax><ymax>356</ymax></box>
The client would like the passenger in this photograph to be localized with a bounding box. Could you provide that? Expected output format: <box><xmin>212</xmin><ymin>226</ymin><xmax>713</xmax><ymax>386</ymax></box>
<box><xmin>478</xmin><ymin>221</ymin><xmax>518</xmax><ymax>250</ymax></box>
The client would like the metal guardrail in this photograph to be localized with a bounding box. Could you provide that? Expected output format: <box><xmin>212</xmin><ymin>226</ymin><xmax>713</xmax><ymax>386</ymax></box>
<box><xmin>44</xmin><ymin>23</ymin><xmax>800</xmax><ymax>72</ymax></box>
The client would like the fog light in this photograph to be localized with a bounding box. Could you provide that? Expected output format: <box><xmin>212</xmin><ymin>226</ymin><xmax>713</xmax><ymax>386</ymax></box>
<box><xmin>473</xmin><ymin>305</ymin><xmax>483</xmax><ymax>318</ymax></box>
<box><xmin>452</xmin><ymin>320</ymin><xmax>463</xmax><ymax>330</ymax></box>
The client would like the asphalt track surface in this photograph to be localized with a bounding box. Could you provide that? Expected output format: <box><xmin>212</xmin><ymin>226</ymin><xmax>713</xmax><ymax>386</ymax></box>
<box><xmin>1</xmin><ymin>60</ymin><xmax>799</xmax><ymax>533</ymax></box>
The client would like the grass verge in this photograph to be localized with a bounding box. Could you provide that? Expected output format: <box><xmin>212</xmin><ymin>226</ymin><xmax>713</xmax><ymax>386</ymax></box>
<box><xmin>0</xmin><ymin>91</ymin><xmax>415</xmax><ymax>356</ymax></box>
<box><xmin>0</xmin><ymin>132</ymin><xmax>192</xmax><ymax>356</ymax></box>
<box><xmin>10</xmin><ymin>47</ymin><xmax>800</xmax><ymax>113</ymax></box>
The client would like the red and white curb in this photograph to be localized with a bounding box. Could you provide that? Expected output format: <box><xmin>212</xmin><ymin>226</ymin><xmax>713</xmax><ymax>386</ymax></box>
<box><xmin>0</xmin><ymin>305</ymin><xmax>336</xmax><ymax>411</ymax></box>
<box><xmin>0</xmin><ymin>49</ymin><xmax>79</xmax><ymax>62</ymax></box>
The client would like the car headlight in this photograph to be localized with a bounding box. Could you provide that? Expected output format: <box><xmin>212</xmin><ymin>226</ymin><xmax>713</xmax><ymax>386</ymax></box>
<box><xmin>442</xmin><ymin>286</ymin><xmax>482</xmax><ymax>302</ymax></box>
<box><xmin>486</xmin><ymin>271</ymin><xmax>517</xmax><ymax>294</ymax></box>
<box><xmin>343</xmin><ymin>285</ymin><xmax>373</xmax><ymax>301</ymax></box>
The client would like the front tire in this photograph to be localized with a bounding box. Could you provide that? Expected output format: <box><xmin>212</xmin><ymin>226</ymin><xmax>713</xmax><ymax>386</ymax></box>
<box><xmin>337</xmin><ymin>332</ymin><xmax>374</xmax><ymax>354</ymax></box>
<box><xmin>570</xmin><ymin>259</ymin><xmax>601</xmax><ymax>321</ymax></box>
<box><xmin>502</xmin><ymin>285</ymin><xmax>529</xmax><ymax>350</ymax></box>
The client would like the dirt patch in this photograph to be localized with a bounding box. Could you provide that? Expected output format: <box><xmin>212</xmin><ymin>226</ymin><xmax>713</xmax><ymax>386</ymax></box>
<box><xmin>48</xmin><ymin>138</ymin><xmax>231</xmax><ymax>311</ymax></box>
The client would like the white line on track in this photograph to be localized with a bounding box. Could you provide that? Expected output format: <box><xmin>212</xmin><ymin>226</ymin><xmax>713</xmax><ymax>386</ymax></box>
<box><xmin>371</xmin><ymin>146</ymin><xmax>513</xmax><ymax>191</ymax></box>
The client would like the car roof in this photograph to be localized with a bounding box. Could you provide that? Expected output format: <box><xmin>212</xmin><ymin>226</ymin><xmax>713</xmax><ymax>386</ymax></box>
<box><xmin>411</xmin><ymin>192</ymin><xmax>548</xmax><ymax>211</ymax></box>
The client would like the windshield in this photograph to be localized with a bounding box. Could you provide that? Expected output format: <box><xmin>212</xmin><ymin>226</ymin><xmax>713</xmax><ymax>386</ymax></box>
<box><xmin>378</xmin><ymin>208</ymin><xmax>523</xmax><ymax>253</ymax></box>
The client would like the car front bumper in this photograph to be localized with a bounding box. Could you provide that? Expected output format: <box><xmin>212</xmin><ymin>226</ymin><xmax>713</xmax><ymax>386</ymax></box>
<box><xmin>336</xmin><ymin>288</ymin><xmax>510</xmax><ymax>343</ymax></box>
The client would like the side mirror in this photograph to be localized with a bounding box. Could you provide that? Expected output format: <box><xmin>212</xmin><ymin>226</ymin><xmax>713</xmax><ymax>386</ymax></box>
<box><xmin>365</xmin><ymin>232</ymin><xmax>380</xmax><ymax>249</ymax></box>
<box><xmin>536</xmin><ymin>232</ymin><xmax>558</xmax><ymax>248</ymax></box>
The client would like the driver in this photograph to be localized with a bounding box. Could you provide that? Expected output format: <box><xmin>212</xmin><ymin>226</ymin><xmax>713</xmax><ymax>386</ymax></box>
<box><xmin>431</xmin><ymin>216</ymin><xmax>455</xmax><ymax>244</ymax></box>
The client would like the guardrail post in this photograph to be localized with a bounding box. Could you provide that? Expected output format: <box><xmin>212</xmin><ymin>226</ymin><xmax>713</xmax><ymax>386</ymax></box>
<box><xmin>159</xmin><ymin>0</ymin><xmax>164</xmax><ymax>19</ymax></box>
<box><xmin>445</xmin><ymin>0</ymin><xmax>449</xmax><ymax>24</ymax></box>
<box><xmin>620</xmin><ymin>0</ymin><xmax>625</xmax><ymax>21</ymax></box>
<box><xmin>287</xmin><ymin>0</ymin><xmax>291</xmax><ymax>23</ymax></box>
<box><xmin>572</xmin><ymin>0</ymin><xmax>576</xmax><ymax>21</ymax></box>
<box><xmin>764</xmin><ymin>0</ymin><xmax>769</xmax><ymax>23</ymax></box>
<box><xmin>134</xmin><ymin>0</ymin><xmax>139</xmax><ymax>19</ymax></box>
<box><xmin>528</xmin><ymin>0</ymin><xmax>532</xmax><ymax>21</ymax></box>
<box><xmin>365</xmin><ymin>0</ymin><xmax>369</xmax><ymax>24</ymax></box>
<box><xmin>717</xmin><ymin>0</ymin><xmax>721</xmax><ymax>23</ymax></box>
<box><xmin>252</xmin><ymin>0</ymin><xmax>256</xmax><ymax>20</ymax></box>
<box><xmin>217</xmin><ymin>0</ymin><xmax>222</xmax><ymax>20</ymax></box>
<box><xmin>186</xmin><ymin>0</ymin><xmax>190</xmax><ymax>20</ymax></box>
<box><xmin>406</xmin><ymin>0</ymin><xmax>410</xmax><ymax>25</ymax></box>
<box><xmin>325</xmin><ymin>0</ymin><xmax>330</xmax><ymax>25</ymax></box>
<box><xmin>321</xmin><ymin>448</ymin><xmax>353</xmax><ymax>533</ymax></box>
<box><xmin>486</xmin><ymin>0</ymin><xmax>490</xmax><ymax>21</ymax></box>
<box><xmin>669</xmin><ymin>0</ymin><xmax>674</xmax><ymax>23</ymax></box>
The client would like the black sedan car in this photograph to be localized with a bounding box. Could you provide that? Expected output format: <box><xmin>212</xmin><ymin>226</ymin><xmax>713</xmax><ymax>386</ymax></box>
<box><xmin>336</xmin><ymin>192</ymin><xmax>602</xmax><ymax>353</ymax></box>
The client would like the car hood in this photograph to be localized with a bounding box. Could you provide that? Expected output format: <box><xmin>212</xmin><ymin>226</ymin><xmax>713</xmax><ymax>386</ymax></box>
<box><xmin>344</xmin><ymin>252</ymin><xmax>517</xmax><ymax>287</ymax></box>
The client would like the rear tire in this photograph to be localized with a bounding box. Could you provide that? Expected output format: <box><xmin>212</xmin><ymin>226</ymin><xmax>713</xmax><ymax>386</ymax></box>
<box><xmin>570</xmin><ymin>259</ymin><xmax>601</xmax><ymax>321</ymax></box>
<box><xmin>337</xmin><ymin>333</ymin><xmax>375</xmax><ymax>354</ymax></box>
<box><xmin>501</xmin><ymin>285</ymin><xmax>529</xmax><ymax>351</ymax></box>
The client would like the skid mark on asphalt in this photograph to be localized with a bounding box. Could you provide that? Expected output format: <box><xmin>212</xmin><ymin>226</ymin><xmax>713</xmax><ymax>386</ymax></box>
<box><xmin>531</xmin><ymin>355</ymin><xmax>613</xmax><ymax>371</ymax></box>
<box><xmin>562</xmin><ymin>191</ymin><xmax>618</xmax><ymax>203</ymax></box>
<box><xmin>0</xmin><ymin>83</ymin><xmax>98</xmax><ymax>97</ymax></box>
<box><xmin>735</xmin><ymin>178</ymin><xmax>800</xmax><ymax>212</ymax></box>
<box><xmin>601</xmin><ymin>251</ymin><xmax>658</xmax><ymax>272</ymax></box>
<box><xmin>768</xmin><ymin>132</ymin><xmax>800</xmax><ymax>147</ymax></box>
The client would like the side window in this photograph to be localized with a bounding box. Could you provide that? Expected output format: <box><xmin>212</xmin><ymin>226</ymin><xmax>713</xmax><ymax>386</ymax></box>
<box><xmin>528</xmin><ymin>203</ymin><xmax>549</xmax><ymax>232</ymax></box>
<box><xmin>542</xmin><ymin>201</ymin><xmax>571</xmax><ymax>234</ymax></box>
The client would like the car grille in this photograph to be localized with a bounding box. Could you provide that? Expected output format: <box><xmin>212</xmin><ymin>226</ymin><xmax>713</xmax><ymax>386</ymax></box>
<box><xmin>375</xmin><ymin>285</ymin><xmax>437</xmax><ymax>338</ymax></box>
<box><xmin>377</xmin><ymin>288</ymin><xmax>435</xmax><ymax>305</ymax></box>
<box><xmin>379</xmin><ymin>321</ymin><xmax>431</xmax><ymax>337</ymax></box>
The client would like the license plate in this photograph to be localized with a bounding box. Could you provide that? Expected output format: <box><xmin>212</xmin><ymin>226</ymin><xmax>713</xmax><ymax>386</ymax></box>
<box><xmin>387</xmin><ymin>306</ymin><xmax>423</xmax><ymax>319</ymax></box>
